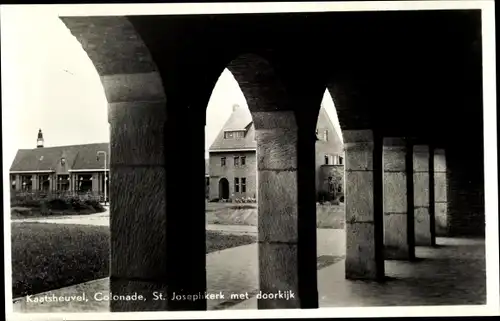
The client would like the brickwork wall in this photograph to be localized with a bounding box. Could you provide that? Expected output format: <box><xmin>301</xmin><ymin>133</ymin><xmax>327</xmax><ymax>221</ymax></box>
<box><xmin>446</xmin><ymin>149</ymin><xmax>485</xmax><ymax>237</ymax></box>
<box><xmin>208</xmin><ymin>151</ymin><xmax>257</xmax><ymax>200</ymax></box>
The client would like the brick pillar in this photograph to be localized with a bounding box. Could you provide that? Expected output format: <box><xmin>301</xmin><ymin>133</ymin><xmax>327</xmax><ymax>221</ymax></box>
<box><xmin>48</xmin><ymin>174</ymin><xmax>54</xmax><ymax>193</ymax></box>
<box><xmin>15</xmin><ymin>175</ymin><xmax>21</xmax><ymax>191</ymax></box>
<box><xmin>91</xmin><ymin>173</ymin><xmax>99</xmax><ymax>195</ymax></box>
<box><xmin>254</xmin><ymin>111</ymin><xmax>318</xmax><ymax>309</ymax></box>
<box><xmin>434</xmin><ymin>149</ymin><xmax>448</xmax><ymax>236</ymax></box>
<box><xmin>413</xmin><ymin>145</ymin><xmax>435</xmax><ymax>246</ymax></box>
<box><xmin>32</xmin><ymin>175</ymin><xmax>38</xmax><ymax>191</ymax></box>
<box><xmin>108</xmin><ymin>99</ymin><xmax>206</xmax><ymax>311</ymax></box>
<box><xmin>382</xmin><ymin>138</ymin><xmax>415</xmax><ymax>260</ymax></box>
<box><xmin>344</xmin><ymin>130</ymin><xmax>385</xmax><ymax>280</ymax></box>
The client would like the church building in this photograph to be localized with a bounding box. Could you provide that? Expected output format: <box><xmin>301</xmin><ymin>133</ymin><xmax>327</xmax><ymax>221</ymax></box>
<box><xmin>207</xmin><ymin>105</ymin><xmax>344</xmax><ymax>201</ymax></box>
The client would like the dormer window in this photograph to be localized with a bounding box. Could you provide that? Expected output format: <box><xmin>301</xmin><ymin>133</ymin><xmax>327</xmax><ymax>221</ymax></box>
<box><xmin>61</xmin><ymin>158</ymin><xmax>66</xmax><ymax>166</ymax></box>
<box><xmin>224</xmin><ymin>131</ymin><xmax>245</xmax><ymax>139</ymax></box>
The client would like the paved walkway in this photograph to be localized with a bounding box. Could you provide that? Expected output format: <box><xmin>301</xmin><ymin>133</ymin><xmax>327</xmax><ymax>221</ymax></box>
<box><xmin>10</xmin><ymin>212</ymin><xmax>485</xmax><ymax>311</ymax></box>
<box><xmin>12</xmin><ymin>228</ymin><xmax>344</xmax><ymax>312</ymax></box>
<box><xmin>230</xmin><ymin>237</ymin><xmax>486</xmax><ymax>309</ymax></box>
<box><xmin>11</xmin><ymin>229</ymin><xmax>484</xmax><ymax>312</ymax></box>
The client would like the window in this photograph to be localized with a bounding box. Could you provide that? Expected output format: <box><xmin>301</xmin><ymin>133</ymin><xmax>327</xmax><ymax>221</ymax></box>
<box><xmin>10</xmin><ymin>174</ymin><xmax>16</xmax><ymax>189</ymax></box>
<box><xmin>328</xmin><ymin>176</ymin><xmax>334</xmax><ymax>193</ymax></box>
<box><xmin>21</xmin><ymin>175</ymin><xmax>33</xmax><ymax>192</ymax></box>
<box><xmin>38</xmin><ymin>174</ymin><xmax>50</xmax><ymax>192</ymax></box>
<box><xmin>234</xmin><ymin>177</ymin><xmax>240</xmax><ymax>193</ymax></box>
<box><xmin>78</xmin><ymin>174</ymin><xmax>93</xmax><ymax>192</ymax></box>
<box><xmin>61</xmin><ymin>158</ymin><xmax>66</xmax><ymax>166</ymax></box>
<box><xmin>241</xmin><ymin>178</ymin><xmax>246</xmax><ymax>193</ymax></box>
<box><xmin>324</xmin><ymin>130</ymin><xmax>328</xmax><ymax>141</ymax></box>
<box><xmin>241</xmin><ymin>156</ymin><xmax>246</xmax><ymax>166</ymax></box>
<box><xmin>57</xmin><ymin>175</ymin><xmax>70</xmax><ymax>191</ymax></box>
<box><xmin>339</xmin><ymin>156</ymin><xmax>344</xmax><ymax>165</ymax></box>
<box><xmin>224</xmin><ymin>131</ymin><xmax>245</xmax><ymax>139</ymax></box>
<box><xmin>221</xmin><ymin>157</ymin><xmax>226</xmax><ymax>167</ymax></box>
<box><xmin>234</xmin><ymin>156</ymin><xmax>240</xmax><ymax>166</ymax></box>
<box><xmin>325</xmin><ymin>155</ymin><xmax>330</xmax><ymax>165</ymax></box>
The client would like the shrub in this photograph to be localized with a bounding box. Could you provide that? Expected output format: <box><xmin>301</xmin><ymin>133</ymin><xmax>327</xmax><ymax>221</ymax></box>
<box><xmin>233</xmin><ymin>197</ymin><xmax>257</xmax><ymax>204</ymax></box>
<box><xmin>10</xmin><ymin>192</ymin><xmax>105</xmax><ymax>216</ymax></box>
<box><xmin>47</xmin><ymin>198</ymin><xmax>70</xmax><ymax>211</ymax></box>
<box><xmin>84</xmin><ymin>199</ymin><xmax>105</xmax><ymax>213</ymax></box>
<box><xmin>229</xmin><ymin>204</ymin><xmax>256</xmax><ymax>210</ymax></box>
<box><xmin>317</xmin><ymin>191</ymin><xmax>332</xmax><ymax>203</ymax></box>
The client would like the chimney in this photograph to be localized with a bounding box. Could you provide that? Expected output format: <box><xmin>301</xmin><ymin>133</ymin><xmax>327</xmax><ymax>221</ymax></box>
<box><xmin>37</xmin><ymin>129</ymin><xmax>44</xmax><ymax>148</ymax></box>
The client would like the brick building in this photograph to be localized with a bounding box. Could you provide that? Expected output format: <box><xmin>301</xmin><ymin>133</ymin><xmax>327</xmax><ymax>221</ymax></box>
<box><xmin>9</xmin><ymin>129</ymin><xmax>111</xmax><ymax>199</ymax></box>
<box><xmin>208</xmin><ymin>105</ymin><xmax>344</xmax><ymax>201</ymax></box>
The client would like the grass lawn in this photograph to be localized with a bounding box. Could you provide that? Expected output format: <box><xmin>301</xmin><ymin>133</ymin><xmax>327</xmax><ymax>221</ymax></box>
<box><xmin>205</xmin><ymin>202</ymin><xmax>345</xmax><ymax>229</ymax></box>
<box><xmin>11</xmin><ymin>222</ymin><xmax>256</xmax><ymax>298</ymax></box>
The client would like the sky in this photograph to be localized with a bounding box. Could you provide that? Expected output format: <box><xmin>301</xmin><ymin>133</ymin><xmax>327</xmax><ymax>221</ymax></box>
<box><xmin>1</xmin><ymin>7</ymin><xmax>342</xmax><ymax>169</ymax></box>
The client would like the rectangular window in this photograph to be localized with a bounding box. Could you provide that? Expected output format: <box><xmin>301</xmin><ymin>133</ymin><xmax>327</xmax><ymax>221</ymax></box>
<box><xmin>221</xmin><ymin>157</ymin><xmax>226</xmax><ymax>167</ymax></box>
<box><xmin>241</xmin><ymin>178</ymin><xmax>246</xmax><ymax>193</ymax></box>
<box><xmin>234</xmin><ymin>156</ymin><xmax>240</xmax><ymax>166</ymax></box>
<box><xmin>324</xmin><ymin>130</ymin><xmax>329</xmax><ymax>141</ymax></box>
<box><xmin>339</xmin><ymin>156</ymin><xmax>344</xmax><ymax>165</ymax></box>
<box><xmin>57</xmin><ymin>175</ymin><xmax>70</xmax><ymax>191</ymax></box>
<box><xmin>38</xmin><ymin>174</ymin><xmax>50</xmax><ymax>192</ymax></box>
<box><xmin>241</xmin><ymin>156</ymin><xmax>246</xmax><ymax>166</ymax></box>
<box><xmin>325</xmin><ymin>155</ymin><xmax>329</xmax><ymax>165</ymax></box>
<box><xmin>21</xmin><ymin>175</ymin><xmax>33</xmax><ymax>192</ymax></box>
<box><xmin>10</xmin><ymin>174</ymin><xmax>16</xmax><ymax>189</ymax></box>
<box><xmin>78</xmin><ymin>174</ymin><xmax>93</xmax><ymax>192</ymax></box>
<box><xmin>224</xmin><ymin>131</ymin><xmax>245</xmax><ymax>139</ymax></box>
<box><xmin>234</xmin><ymin>177</ymin><xmax>240</xmax><ymax>193</ymax></box>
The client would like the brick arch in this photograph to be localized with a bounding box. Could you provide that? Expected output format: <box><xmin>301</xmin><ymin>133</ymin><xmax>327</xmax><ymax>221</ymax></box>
<box><xmin>59</xmin><ymin>16</ymin><xmax>166</xmax><ymax>105</ymax></box>
<box><xmin>325</xmin><ymin>80</ymin><xmax>374</xmax><ymax>132</ymax></box>
<box><xmin>226</xmin><ymin>54</ymin><xmax>292</xmax><ymax>118</ymax></box>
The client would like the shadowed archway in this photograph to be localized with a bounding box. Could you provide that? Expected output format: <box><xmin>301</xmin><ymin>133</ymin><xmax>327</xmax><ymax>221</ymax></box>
<box><xmin>218</xmin><ymin>178</ymin><xmax>229</xmax><ymax>200</ymax></box>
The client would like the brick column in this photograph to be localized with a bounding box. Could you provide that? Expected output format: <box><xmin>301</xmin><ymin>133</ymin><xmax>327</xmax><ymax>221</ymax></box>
<box><xmin>48</xmin><ymin>174</ymin><xmax>54</xmax><ymax>193</ymax></box>
<box><xmin>434</xmin><ymin>149</ymin><xmax>448</xmax><ymax>236</ymax></box>
<box><xmin>32</xmin><ymin>175</ymin><xmax>38</xmax><ymax>191</ymax></box>
<box><xmin>413</xmin><ymin>145</ymin><xmax>435</xmax><ymax>246</ymax></box>
<box><xmin>91</xmin><ymin>173</ymin><xmax>99</xmax><ymax>195</ymax></box>
<box><xmin>382</xmin><ymin>138</ymin><xmax>415</xmax><ymax>260</ymax></box>
<box><xmin>15</xmin><ymin>175</ymin><xmax>21</xmax><ymax>191</ymax></box>
<box><xmin>344</xmin><ymin>130</ymin><xmax>385</xmax><ymax>280</ymax></box>
<box><xmin>108</xmin><ymin>97</ymin><xmax>206</xmax><ymax>311</ymax></box>
<box><xmin>254</xmin><ymin>111</ymin><xmax>318</xmax><ymax>309</ymax></box>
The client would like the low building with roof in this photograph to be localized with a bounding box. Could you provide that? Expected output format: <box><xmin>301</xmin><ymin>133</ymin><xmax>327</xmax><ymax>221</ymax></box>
<box><xmin>9</xmin><ymin>129</ymin><xmax>111</xmax><ymax>199</ymax></box>
<box><xmin>11</xmin><ymin>129</ymin><xmax>212</xmax><ymax>201</ymax></box>
<box><xmin>207</xmin><ymin>104</ymin><xmax>344</xmax><ymax>201</ymax></box>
